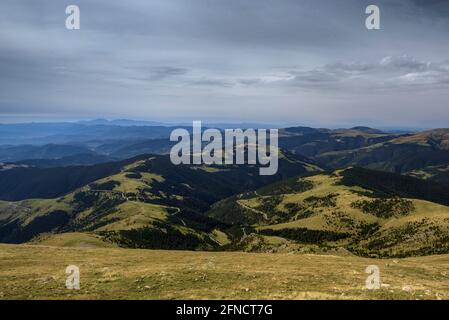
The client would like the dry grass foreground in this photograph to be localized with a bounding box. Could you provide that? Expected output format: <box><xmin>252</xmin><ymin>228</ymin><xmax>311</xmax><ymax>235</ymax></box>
<box><xmin>1</xmin><ymin>244</ymin><xmax>449</xmax><ymax>300</ymax></box>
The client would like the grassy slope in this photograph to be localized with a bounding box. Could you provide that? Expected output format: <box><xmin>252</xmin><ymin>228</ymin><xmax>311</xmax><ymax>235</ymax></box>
<box><xmin>315</xmin><ymin>129</ymin><xmax>449</xmax><ymax>183</ymax></box>
<box><xmin>29</xmin><ymin>233</ymin><xmax>116</xmax><ymax>248</ymax></box>
<box><xmin>256</xmin><ymin>174</ymin><xmax>449</xmax><ymax>231</ymax></box>
<box><xmin>1</xmin><ymin>244</ymin><xmax>449</xmax><ymax>300</ymax></box>
<box><xmin>208</xmin><ymin>169</ymin><xmax>449</xmax><ymax>257</ymax></box>
<box><xmin>0</xmin><ymin>151</ymin><xmax>318</xmax><ymax>247</ymax></box>
<box><xmin>0</xmin><ymin>160</ymin><xmax>213</xmax><ymax>246</ymax></box>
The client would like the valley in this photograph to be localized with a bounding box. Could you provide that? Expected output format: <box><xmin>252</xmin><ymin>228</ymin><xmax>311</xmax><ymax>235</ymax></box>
<box><xmin>0</xmin><ymin>151</ymin><xmax>320</xmax><ymax>248</ymax></box>
<box><xmin>1</xmin><ymin>149</ymin><xmax>449</xmax><ymax>258</ymax></box>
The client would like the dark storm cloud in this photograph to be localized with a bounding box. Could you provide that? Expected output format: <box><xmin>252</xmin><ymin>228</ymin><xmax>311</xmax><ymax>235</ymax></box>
<box><xmin>0</xmin><ymin>0</ymin><xmax>448</xmax><ymax>127</ymax></box>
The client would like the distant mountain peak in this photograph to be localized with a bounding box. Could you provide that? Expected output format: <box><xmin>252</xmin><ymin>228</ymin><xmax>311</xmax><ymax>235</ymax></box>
<box><xmin>78</xmin><ymin>119</ymin><xmax>167</xmax><ymax>127</ymax></box>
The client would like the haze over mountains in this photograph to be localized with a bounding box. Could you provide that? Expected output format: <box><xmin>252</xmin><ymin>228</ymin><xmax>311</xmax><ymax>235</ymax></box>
<box><xmin>1</xmin><ymin>120</ymin><xmax>448</xmax><ymax>186</ymax></box>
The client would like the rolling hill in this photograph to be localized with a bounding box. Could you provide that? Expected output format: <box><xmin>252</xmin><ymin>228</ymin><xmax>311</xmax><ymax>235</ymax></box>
<box><xmin>315</xmin><ymin>129</ymin><xmax>449</xmax><ymax>185</ymax></box>
<box><xmin>0</xmin><ymin>155</ymin><xmax>150</xmax><ymax>200</ymax></box>
<box><xmin>0</xmin><ymin>150</ymin><xmax>322</xmax><ymax>247</ymax></box>
<box><xmin>278</xmin><ymin>126</ymin><xmax>403</xmax><ymax>158</ymax></box>
<box><xmin>207</xmin><ymin>167</ymin><xmax>449</xmax><ymax>258</ymax></box>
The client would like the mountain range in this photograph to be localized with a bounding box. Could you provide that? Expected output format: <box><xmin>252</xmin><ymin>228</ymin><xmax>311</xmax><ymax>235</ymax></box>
<box><xmin>1</xmin><ymin>121</ymin><xmax>449</xmax><ymax>258</ymax></box>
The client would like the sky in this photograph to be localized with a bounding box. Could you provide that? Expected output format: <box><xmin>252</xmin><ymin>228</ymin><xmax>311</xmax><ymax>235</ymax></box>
<box><xmin>0</xmin><ymin>0</ymin><xmax>449</xmax><ymax>128</ymax></box>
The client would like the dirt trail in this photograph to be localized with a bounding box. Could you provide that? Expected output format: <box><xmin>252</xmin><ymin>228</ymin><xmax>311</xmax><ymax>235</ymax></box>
<box><xmin>237</xmin><ymin>200</ymin><xmax>269</xmax><ymax>221</ymax></box>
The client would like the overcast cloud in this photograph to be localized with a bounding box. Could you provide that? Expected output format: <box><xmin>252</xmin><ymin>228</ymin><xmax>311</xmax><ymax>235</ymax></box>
<box><xmin>0</xmin><ymin>0</ymin><xmax>448</xmax><ymax>127</ymax></box>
